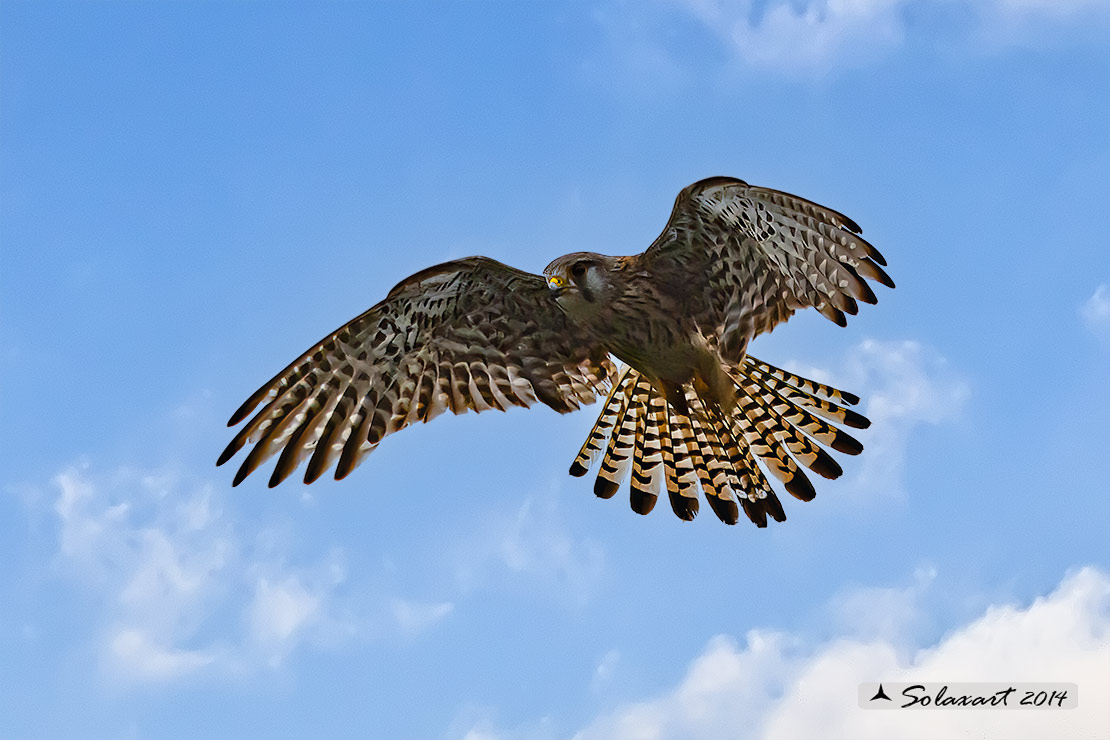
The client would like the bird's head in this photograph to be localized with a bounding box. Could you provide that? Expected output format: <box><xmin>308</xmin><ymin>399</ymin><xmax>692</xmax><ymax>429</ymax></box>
<box><xmin>543</xmin><ymin>252</ymin><xmax>616</xmax><ymax>312</ymax></box>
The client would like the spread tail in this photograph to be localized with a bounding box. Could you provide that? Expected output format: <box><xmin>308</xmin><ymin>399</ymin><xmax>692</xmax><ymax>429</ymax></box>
<box><xmin>569</xmin><ymin>357</ymin><xmax>869</xmax><ymax>527</ymax></box>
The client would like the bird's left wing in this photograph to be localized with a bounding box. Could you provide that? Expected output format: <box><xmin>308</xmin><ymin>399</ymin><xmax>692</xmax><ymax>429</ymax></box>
<box><xmin>218</xmin><ymin>256</ymin><xmax>615</xmax><ymax>487</ymax></box>
<box><xmin>639</xmin><ymin>177</ymin><xmax>895</xmax><ymax>360</ymax></box>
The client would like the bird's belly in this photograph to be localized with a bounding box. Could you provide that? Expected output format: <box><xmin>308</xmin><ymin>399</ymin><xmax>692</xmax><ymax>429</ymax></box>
<box><xmin>603</xmin><ymin>319</ymin><xmax>701</xmax><ymax>385</ymax></box>
<box><xmin>581</xmin><ymin>279</ymin><xmax>710</xmax><ymax>384</ymax></box>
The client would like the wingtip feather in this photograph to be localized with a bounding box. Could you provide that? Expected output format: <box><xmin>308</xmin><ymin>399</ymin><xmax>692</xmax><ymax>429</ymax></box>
<box><xmin>227</xmin><ymin>394</ymin><xmax>264</xmax><ymax>427</ymax></box>
<box><xmin>216</xmin><ymin>442</ymin><xmax>239</xmax><ymax>467</ymax></box>
<box><xmin>232</xmin><ymin>463</ymin><xmax>251</xmax><ymax>487</ymax></box>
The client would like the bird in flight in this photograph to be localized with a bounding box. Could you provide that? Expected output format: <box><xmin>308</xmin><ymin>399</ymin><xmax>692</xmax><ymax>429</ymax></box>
<box><xmin>219</xmin><ymin>177</ymin><xmax>894</xmax><ymax>527</ymax></box>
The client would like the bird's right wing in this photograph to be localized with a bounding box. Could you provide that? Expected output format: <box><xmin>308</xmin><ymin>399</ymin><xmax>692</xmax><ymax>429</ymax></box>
<box><xmin>218</xmin><ymin>256</ymin><xmax>615</xmax><ymax>487</ymax></box>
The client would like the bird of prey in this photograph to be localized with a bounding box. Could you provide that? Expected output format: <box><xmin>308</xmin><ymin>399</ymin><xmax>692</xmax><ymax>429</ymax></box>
<box><xmin>218</xmin><ymin>176</ymin><xmax>894</xmax><ymax>527</ymax></box>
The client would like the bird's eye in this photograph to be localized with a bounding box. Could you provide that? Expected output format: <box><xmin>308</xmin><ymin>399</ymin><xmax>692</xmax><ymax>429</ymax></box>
<box><xmin>571</xmin><ymin>262</ymin><xmax>587</xmax><ymax>278</ymax></box>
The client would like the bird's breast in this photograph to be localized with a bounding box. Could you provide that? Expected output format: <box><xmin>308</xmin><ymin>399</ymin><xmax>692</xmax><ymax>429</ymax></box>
<box><xmin>590</xmin><ymin>287</ymin><xmax>705</xmax><ymax>385</ymax></box>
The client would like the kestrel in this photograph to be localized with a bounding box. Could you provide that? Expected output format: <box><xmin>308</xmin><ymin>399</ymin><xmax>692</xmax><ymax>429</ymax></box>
<box><xmin>219</xmin><ymin>177</ymin><xmax>894</xmax><ymax>526</ymax></box>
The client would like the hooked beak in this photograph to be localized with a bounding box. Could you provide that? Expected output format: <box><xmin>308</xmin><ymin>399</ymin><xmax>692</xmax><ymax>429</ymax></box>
<box><xmin>547</xmin><ymin>275</ymin><xmax>567</xmax><ymax>293</ymax></box>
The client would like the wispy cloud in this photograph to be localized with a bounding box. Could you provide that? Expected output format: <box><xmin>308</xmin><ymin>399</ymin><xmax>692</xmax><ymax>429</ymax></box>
<box><xmin>49</xmin><ymin>462</ymin><xmax>351</xmax><ymax>682</ymax></box>
<box><xmin>248</xmin><ymin>574</ymin><xmax>330</xmax><ymax>666</ymax></box>
<box><xmin>597</xmin><ymin>0</ymin><xmax>1110</xmax><ymax>78</ymax></box>
<box><xmin>992</xmin><ymin>0</ymin><xmax>1110</xmax><ymax>22</ymax></box>
<box><xmin>108</xmin><ymin>629</ymin><xmax>219</xmax><ymax>681</ymax></box>
<box><xmin>592</xmin><ymin>649</ymin><xmax>622</xmax><ymax>692</ymax></box>
<box><xmin>787</xmin><ymin>338</ymin><xmax>969</xmax><ymax>499</ymax></box>
<box><xmin>1080</xmin><ymin>283</ymin><xmax>1110</xmax><ymax>336</ymax></box>
<box><xmin>844</xmin><ymin>339</ymin><xmax>970</xmax><ymax>496</ymax></box>
<box><xmin>453</xmin><ymin>486</ymin><xmax>606</xmax><ymax>607</ymax></box>
<box><xmin>820</xmin><ymin>564</ymin><xmax>937</xmax><ymax>643</ymax></box>
<box><xmin>970</xmin><ymin>0</ymin><xmax>1110</xmax><ymax>51</ymax></box>
<box><xmin>676</xmin><ymin>0</ymin><xmax>906</xmax><ymax>74</ymax></box>
<box><xmin>42</xmin><ymin>448</ymin><xmax>614</xmax><ymax>688</ymax></box>
<box><xmin>390</xmin><ymin>598</ymin><xmax>455</xmax><ymax>637</ymax></box>
<box><xmin>459</xmin><ymin>730</ymin><xmax>505</xmax><ymax>740</ymax></box>
<box><xmin>570</xmin><ymin>565</ymin><xmax>1110</xmax><ymax>740</ymax></box>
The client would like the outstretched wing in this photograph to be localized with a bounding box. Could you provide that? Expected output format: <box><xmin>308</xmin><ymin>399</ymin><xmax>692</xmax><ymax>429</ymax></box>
<box><xmin>640</xmin><ymin>177</ymin><xmax>894</xmax><ymax>360</ymax></box>
<box><xmin>218</xmin><ymin>256</ymin><xmax>615</xmax><ymax>487</ymax></box>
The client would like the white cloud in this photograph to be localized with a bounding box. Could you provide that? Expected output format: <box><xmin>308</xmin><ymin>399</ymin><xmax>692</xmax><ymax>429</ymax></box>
<box><xmin>108</xmin><ymin>629</ymin><xmax>218</xmax><ymax>681</ymax></box>
<box><xmin>821</xmin><ymin>564</ymin><xmax>937</xmax><ymax>643</ymax></box>
<box><xmin>1080</xmin><ymin>283</ymin><xmax>1110</xmax><ymax>335</ymax></box>
<box><xmin>992</xmin><ymin>0</ymin><xmax>1110</xmax><ymax>22</ymax></box>
<box><xmin>572</xmin><ymin>630</ymin><xmax>800</xmax><ymax>740</ymax></box>
<box><xmin>390</xmin><ymin>598</ymin><xmax>455</xmax><ymax>637</ymax></box>
<box><xmin>460</xmin><ymin>731</ymin><xmax>504</xmax><ymax>740</ymax></box>
<box><xmin>49</xmin><ymin>462</ymin><xmax>350</xmax><ymax>682</ymax></box>
<box><xmin>454</xmin><ymin>487</ymin><xmax>606</xmax><ymax>606</ymax></box>
<box><xmin>571</xmin><ymin>565</ymin><xmax>1110</xmax><ymax>740</ymax></box>
<box><xmin>844</xmin><ymin>339</ymin><xmax>970</xmax><ymax>497</ymax></box>
<box><xmin>592</xmin><ymin>649</ymin><xmax>622</xmax><ymax>692</ymax></box>
<box><xmin>969</xmin><ymin>0</ymin><xmax>1110</xmax><ymax>51</ymax></box>
<box><xmin>787</xmin><ymin>338</ymin><xmax>969</xmax><ymax>499</ymax></box>
<box><xmin>250</xmin><ymin>576</ymin><xmax>321</xmax><ymax>663</ymax></box>
<box><xmin>658</xmin><ymin>0</ymin><xmax>1110</xmax><ymax>74</ymax></box>
<box><xmin>452</xmin><ymin>716</ymin><xmax>562</xmax><ymax>740</ymax></box>
<box><xmin>677</xmin><ymin>0</ymin><xmax>905</xmax><ymax>74</ymax></box>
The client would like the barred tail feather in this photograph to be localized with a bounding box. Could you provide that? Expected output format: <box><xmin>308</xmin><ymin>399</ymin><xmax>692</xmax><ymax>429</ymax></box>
<box><xmin>742</xmin><ymin>357</ymin><xmax>864</xmax><ymax>415</ymax></box>
<box><xmin>686</xmin><ymin>393</ymin><xmax>740</xmax><ymax>524</ymax></box>
<box><xmin>568</xmin><ymin>356</ymin><xmax>870</xmax><ymax>527</ymax></box>
<box><xmin>666</xmin><ymin>408</ymin><xmax>702</xmax><ymax>520</ymax></box>
<box><xmin>569</xmin><ymin>366</ymin><xmax>637</xmax><ymax>478</ymax></box>
<box><xmin>629</xmin><ymin>391</ymin><xmax>667</xmax><ymax>514</ymax></box>
<box><xmin>595</xmin><ymin>377</ymin><xmax>647</xmax><ymax>499</ymax></box>
<box><xmin>737</xmin><ymin>369</ymin><xmax>864</xmax><ymax>457</ymax></box>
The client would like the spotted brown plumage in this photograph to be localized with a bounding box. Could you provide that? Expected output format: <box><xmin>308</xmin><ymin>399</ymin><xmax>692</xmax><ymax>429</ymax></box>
<box><xmin>220</xmin><ymin>176</ymin><xmax>894</xmax><ymax>527</ymax></box>
<box><xmin>218</xmin><ymin>257</ymin><xmax>616</xmax><ymax>487</ymax></box>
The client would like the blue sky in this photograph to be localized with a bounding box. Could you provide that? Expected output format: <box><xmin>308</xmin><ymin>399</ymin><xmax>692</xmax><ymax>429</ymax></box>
<box><xmin>2</xmin><ymin>1</ymin><xmax>1108</xmax><ymax>738</ymax></box>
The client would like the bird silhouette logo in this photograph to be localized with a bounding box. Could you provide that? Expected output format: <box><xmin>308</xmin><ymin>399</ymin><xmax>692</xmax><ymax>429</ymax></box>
<box><xmin>870</xmin><ymin>684</ymin><xmax>893</xmax><ymax>702</ymax></box>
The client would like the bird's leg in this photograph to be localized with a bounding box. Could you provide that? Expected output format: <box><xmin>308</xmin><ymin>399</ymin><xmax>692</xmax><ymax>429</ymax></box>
<box><xmin>659</xmin><ymin>379</ymin><xmax>690</xmax><ymax>415</ymax></box>
<box><xmin>694</xmin><ymin>352</ymin><xmax>738</xmax><ymax>415</ymax></box>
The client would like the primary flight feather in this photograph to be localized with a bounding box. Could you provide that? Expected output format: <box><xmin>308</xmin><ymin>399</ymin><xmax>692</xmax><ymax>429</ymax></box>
<box><xmin>219</xmin><ymin>176</ymin><xmax>894</xmax><ymax>527</ymax></box>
